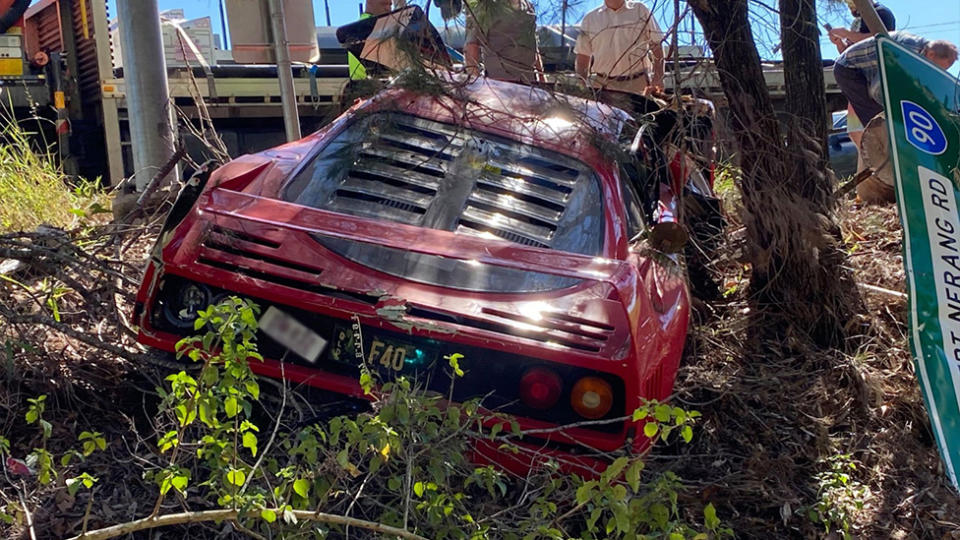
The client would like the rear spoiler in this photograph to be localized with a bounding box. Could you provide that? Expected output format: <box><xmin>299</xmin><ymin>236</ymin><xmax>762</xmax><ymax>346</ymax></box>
<box><xmin>201</xmin><ymin>186</ymin><xmax>634</xmax><ymax>289</ymax></box>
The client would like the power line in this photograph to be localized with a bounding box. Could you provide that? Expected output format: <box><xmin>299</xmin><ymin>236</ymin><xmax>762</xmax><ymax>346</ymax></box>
<box><xmin>903</xmin><ymin>20</ymin><xmax>960</xmax><ymax>30</ymax></box>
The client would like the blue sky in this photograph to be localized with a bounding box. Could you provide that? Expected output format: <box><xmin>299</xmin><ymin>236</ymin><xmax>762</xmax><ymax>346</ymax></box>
<box><xmin>99</xmin><ymin>0</ymin><xmax>959</xmax><ymax>70</ymax></box>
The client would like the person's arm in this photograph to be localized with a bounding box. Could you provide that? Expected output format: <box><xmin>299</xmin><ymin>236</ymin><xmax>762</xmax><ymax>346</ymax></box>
<box><xmin>465</xmin><ymin>42</ymin><xmax>481</xmax><ymax>76</ymax></box>
<box><xmin>464</xmin><ymin>15</ymin><xmax>481</xmax><ymax>76</ymax></box>
<box><xmin>830</xmin><ymin>32</ymin><xmax>848</xmax><ymax>53</ymax></box>
<box><xmin>646</xmin><ymin>13</ymin><xmax>666</xmax><ymax>88</ymax></box>
<box><xmin>576</xmin><ymin>54</ymin><xmax>591</xmax><ymax>79</ymax></box>
<box><xmin>650</xmin><ymin>43</ymin><xmax>664</xmax><ymax>88</ymax></box>
<box><xmin>830</xmin><ymin>27</ymin><xmax>873</xmax><ymax>44</ymax></box>
<box><xmin>573</xmin><ymin>24</ymin><xmax>592</xmax><ymax>80</ymax></box>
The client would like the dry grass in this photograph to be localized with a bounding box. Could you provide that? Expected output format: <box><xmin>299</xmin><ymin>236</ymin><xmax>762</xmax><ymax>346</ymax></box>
<box><xmin>0</xmin><ymin>121</ymin><xmax>109</xmax><ymax>233</ymax></box>
<box><xmin>660</xmin><ymin>197</ymin><xmax>960</xmax><ymax>538</ymax></box>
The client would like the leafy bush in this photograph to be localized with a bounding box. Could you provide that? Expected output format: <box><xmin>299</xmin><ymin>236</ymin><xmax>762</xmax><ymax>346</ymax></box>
<box><xmin>808</xmin><ymin>453</ymin><xmax>869</xmax><ymax>539</ymax></box>
<box><xmin>4</xmin><ymin>297</ymin><xmax>729</xmax><ymax>539</ymax></box>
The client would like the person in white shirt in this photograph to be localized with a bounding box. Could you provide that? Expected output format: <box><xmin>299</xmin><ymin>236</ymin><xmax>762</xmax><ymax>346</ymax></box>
<box><xmin>574</xmin><ymin>0</ymin><xmax>665</xmax><ymax>96</ymax></box>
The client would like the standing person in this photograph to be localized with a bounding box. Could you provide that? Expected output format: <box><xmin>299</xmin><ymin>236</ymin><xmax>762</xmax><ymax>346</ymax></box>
<box><xmin>348</xmin><ymin>0</ymin><xmax>394</xmax><ymax>80</ymax></box>
<box><xmin>574</xmin><ymin>0</ymin><xmax>665</xmax><ymax>100</ymax></box>
<box><xmin>828</xmin><ymin>0</ymin><xmax>896</xmax><ymax>53</ymax></box>
<box><xmin>464</xmin><ymin>0</ymin><xmax>544</xmax><ymax>84</ymax></box>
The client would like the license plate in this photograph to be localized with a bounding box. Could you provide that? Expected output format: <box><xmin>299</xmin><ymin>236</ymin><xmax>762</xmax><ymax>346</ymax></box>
<box><xmin>259</xmin><ymin>306</ymin><xmax>327</xmax><ymax>363</ymax></box>
<box><xmin>330</xmin><ymin>323</ymin><xmax>437</xmax><ymax>374</ymax></box>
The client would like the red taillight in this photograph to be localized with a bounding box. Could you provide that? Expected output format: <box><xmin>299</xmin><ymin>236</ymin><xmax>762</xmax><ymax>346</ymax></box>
<box><xmin>519</xmin><ymin>368</ymin><xmax>563</xmax><ymax>410</ymax></box>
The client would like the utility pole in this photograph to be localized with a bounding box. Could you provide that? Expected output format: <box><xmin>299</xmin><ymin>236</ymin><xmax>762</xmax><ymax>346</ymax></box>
<box><xmin>267</xmin><ymin>0</ymin><xmax>302</xmax><ymax>142</ymax></box>
<box><xmin>324</xmin><ymin>0</ymin><xmax>332</xmax><ymax>26</ymax></box>
<box><xmin>116</xmin><ymin>0</ymin><xmax>177</xmax><ymax>191</ymax></box>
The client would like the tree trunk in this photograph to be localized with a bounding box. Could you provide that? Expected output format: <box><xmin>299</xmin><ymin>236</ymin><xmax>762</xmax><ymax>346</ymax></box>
<box><xmin>779</xmin><ymin>0</ymin><xmax>830</xmax><ymax>205</ymax></box>
<box><xmin>686</xmin><ymin>0</ymin><xmax>860</xmax><ymax>348</ymax></box>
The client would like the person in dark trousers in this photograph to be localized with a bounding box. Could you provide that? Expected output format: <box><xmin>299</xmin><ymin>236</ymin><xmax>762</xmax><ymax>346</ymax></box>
<box><xmin>835</xmin><ymin>32</ymin><xmax>956</xmax><ymax>129</ymax></box>
<box><xmin>828</xmin><ymin>1</ymin><xmax>896</xmax><ymax>149</ymax></box>
<box><xmin>828</xmin><ymin>0</ymin><xmax>896</xmax><ymax>53</ymax></box>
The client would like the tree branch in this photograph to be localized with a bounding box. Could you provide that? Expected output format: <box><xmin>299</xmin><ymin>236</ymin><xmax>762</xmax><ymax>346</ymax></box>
<box><xmin>68</xmin><ymin>508</ymin><xmax>428</xmax><ymax>540</ymax></box>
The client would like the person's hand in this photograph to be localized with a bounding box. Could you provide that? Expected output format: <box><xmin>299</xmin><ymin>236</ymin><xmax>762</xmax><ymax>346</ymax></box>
<box><xmin>828</xmin><ymin>28</ymin><xmax>846</xmax><ymax>41</ymax></box>
<box><xmin>643</xmin><ymin>85</ymin><xmax>663</xmax><ymax>97</ymax></box>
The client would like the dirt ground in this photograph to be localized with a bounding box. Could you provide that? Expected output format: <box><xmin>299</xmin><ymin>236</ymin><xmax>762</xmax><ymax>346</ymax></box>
<box><xmin>1</xmin><ymin>198</ymin><xmax>959</xmax><ymax>538</ymax></box>
<box><xmin>665</xmin><ymin>200</ymin><xmax>960</xmax><ymax>538</ymax></box>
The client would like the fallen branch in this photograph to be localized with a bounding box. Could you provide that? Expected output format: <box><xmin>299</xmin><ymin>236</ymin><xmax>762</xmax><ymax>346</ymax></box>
<box><xmin>68</xmin><ymin>508</ymin><xmax>428</xmax><ymax>540</ymax></box>
<box><xmin>0</xmin><ymin>309</ymin><xmax>143</xmax><ymax>364</ymax></box>
<box><xmin>860</xmin><ymin>283</ymin><xmax>907</xmax><ymax>299</ymax></box>
<box><xmin>834</xmin><ymin>167</ymin><xmax>877</xmax><ymax>199</ymax></box>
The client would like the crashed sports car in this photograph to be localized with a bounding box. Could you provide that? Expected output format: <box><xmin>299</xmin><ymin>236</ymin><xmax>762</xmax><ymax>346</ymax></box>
<box><xmin>134</xmin><ymin>77</ymin><xmax>720</xmax><ymax>474</ymax></box>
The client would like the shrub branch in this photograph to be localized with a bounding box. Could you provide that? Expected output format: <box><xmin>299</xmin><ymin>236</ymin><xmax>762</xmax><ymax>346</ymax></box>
<box><xmin>67</xmin><ymin>508</ymin><xmax>429</xmax><ymax>540</ymax></box>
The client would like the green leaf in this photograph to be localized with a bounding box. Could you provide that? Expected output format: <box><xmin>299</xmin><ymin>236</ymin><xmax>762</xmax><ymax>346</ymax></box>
<box><xmin>681</xmin><ymin>425</ymin><xmax>694</xmax><ymax>444</ymax></box>
<box><xmin>654</xmin><ymin>404</ymin><xmax>671</xmax><ymax>422</ymax></box>
<box><xmin>245</xmin><ymin>380</ymin><xmax>260</xmax><ymax>400</ymax></box>
<box><xmin>359</xmin><ymin>372</ymin><xmax>374</xmax><ymax>395</ymax></box>
<box><xmin>626</xmin><ymin>460</ymin><xmax>644</xmax><ymax>493</ymax></box>
<box><xmin>224</xmin><ymin>396</ymin><xmax>238</xmax><ymax>418</ymax></box>
<box><xmin>704</xmin><ymin>502</ymin><xmax>720</xmax><ymax>530</ymax></box>
<box><xmin>447</xmin><ymin>353</ymin><xmax>465</xmax><ymax>377</ymax></box>
<box><xmin>388</xmin><ymin>477</ymin><xmax>403</xmax><ymax>491</ymax></box>
<box><xmin>66</xmin><ymin>477</ymin><xmax>82</xmax><ymax>496</ymax></box>
<box><xmin>414</xmin><ymin>481</ymin><xmax>425</xmax><ymax>497</ymax></box>
<box><xmin>293</xmin><ymin>478</ymin><xmax>310</xmax><ymax>498</ymax></box>
<box><xmin>643</xmin><ymin>422</ymin><xmax>659</xmax><ymax>438</ymax></box>
<box><xmin>603</xmin><ymin>457</ymin><xmax>629</xmax><ymax>482</ymax></box>
<box><xmin>243</xmin><ymin>431</ymin><xmax>258</xmax><ymax>457</ymax></box>
<box><xmin>632</xmin><ymin>408</ymin><xmax>648</xmax><ymax>421</ymax></box>
<box><xmin>575</xmin><ymin>482</ymin><xmax>593</xmax><ymax>505</ymax></box>
<box><xmin>170</xmin><ymin>473</ymin><xmax>189</xmax><ymax>493</ymax></box>
<box><xmin>261</xmin><ymin>509</ymin><xmax>277</xmax><ymax>523</ymax></box>
<box><xmin>226</xmin><ymin>469</ymin><xmax>246</xmax><ymax>487</ymax></box>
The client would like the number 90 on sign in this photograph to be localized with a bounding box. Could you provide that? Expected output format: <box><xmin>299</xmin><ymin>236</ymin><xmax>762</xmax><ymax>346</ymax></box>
<box><xmin>901</xmin><ymin>100</ymin><xmax>948</xmax><ymax>155</ymax></box>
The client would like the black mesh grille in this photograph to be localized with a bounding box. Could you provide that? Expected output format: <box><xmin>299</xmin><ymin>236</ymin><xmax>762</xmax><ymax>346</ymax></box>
<box><xmin>286</xmin><ymin>113</ymin><xmax>602</xmax><ymax>255</ymax></box>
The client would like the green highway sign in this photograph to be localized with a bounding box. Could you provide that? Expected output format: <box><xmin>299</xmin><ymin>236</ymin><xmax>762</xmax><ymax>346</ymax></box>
<box><xmin>880</xmin><ymin>37</ymin><xmax>960</xmax><ymax>490</ymax></box>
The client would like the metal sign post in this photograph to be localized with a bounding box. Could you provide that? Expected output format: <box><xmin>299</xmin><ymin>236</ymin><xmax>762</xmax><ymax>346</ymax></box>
<box><xmin>880</xmin><ymin>37</ymin><xmax>960</xmax><ymax>490</ymax></box>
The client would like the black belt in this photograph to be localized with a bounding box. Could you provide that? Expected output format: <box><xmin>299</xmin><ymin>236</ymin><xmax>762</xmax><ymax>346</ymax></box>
<box><xmin>596</xmin><ymin>71</ymin><xmax>649</xmax><ymax>82</ymax></box>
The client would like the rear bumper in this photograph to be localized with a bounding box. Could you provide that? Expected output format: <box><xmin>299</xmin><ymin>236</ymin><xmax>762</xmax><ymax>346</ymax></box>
<box><xmin>140</xmin><ymin>325</ymin><xmax>647</xmax><ymax>477</ymax></box>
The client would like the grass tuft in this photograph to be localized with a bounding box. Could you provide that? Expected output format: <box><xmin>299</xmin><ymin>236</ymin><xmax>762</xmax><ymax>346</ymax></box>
<box><xmin>0</xmin><ymin>121</ymin><xmax>108</xmax><ymax>233</ymax></box>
